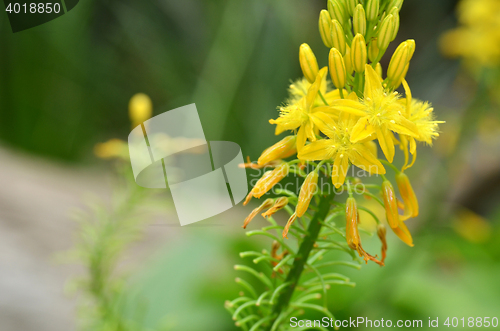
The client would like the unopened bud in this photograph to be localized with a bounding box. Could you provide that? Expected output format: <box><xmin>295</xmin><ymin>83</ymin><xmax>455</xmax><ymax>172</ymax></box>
<box><xmin>391</xmin><ymin>63</ymin><xmax>409</xmax><ymax>89</ymax></box>
<box><xmin>329</xmin><ymin>48</ymin><xmax>347</xmax><ymax>89</ymax></box>
<box><xmin>353</xmin><ymin>4</ymin><xmax>366</xmax><ymax>36</ymax></box>
<box><xmin>388</xmin><ymin>0</ymin><xmax>404</xmax><ymax>10</ymax></box>
<box><xmin>299</xmin><ymin>44</ymin><xmax>319</xmax><ymax>83</ymax></box>
<box><xmin>319</xmin><ymin>10</ymin><xmax>334</xmax><ymax>48</ymax></box>
<box><xmin>296</xmin><ymin>171</ymin><xmax>319</xmax><ymax>217</ymax></box>
<box><xmin>344</xmin><ymin>44</ymin><xmax>353</xmax><ymax>75</ymax></box>
<box><xmin>351</xmin><ymin>33</ymin><xmax>367</xmax><ymax>73</ymax></box>
<box><xmin>345</xmin><ymin>197</ymin><xmax>360</xmax><ymax>250</ymax></box>
<box><xmin>365</xmin><ymin>0</ymin><xmax>380</xmax><ymax>22</ymax></box>
<box><xmin>331</xmin><ymin>20</ymin><xmax>347</xmax><ymax>56</ymax></box>
<box><xmin>368</xmin><ymin>38</ymin><xmax>380</xmax><ymax>62</ymax></box>
<box><xmin>387</xmin><ymin>41</ymin><xmax>410</xmax><ymax>85</ymax></box>
<box><xmin>129</xmin><ymin>93</ymin><xmax>152</xmax><ymax>128</ymax></box>
<box><xmin>388</xmin><ymin>7</ymin><xmax>400</xmax><ymax>41</ymax></box>
<box><xmin>328</xmin><ymin>0</ymin><xmax>348</xmax><ymax>24</ymax></box>
<box><xmin>258</xmin><ymin>136</ymin><xmax>297</xmax><ymax>166</ymax></box>
<box><xmin>377</xmin><ymin>14</ymin><xmax>395</xmax><ymax>51</ymax></box>
<box><xmin>382</xmin><ymin>179</ymin><xmax>399</xmax><ymax>229</ymax></box>
<box><xmin>375</xmin><ymin>62</ymin><xmax>383</xmax><ymax>77</ymax></box>
<box><xmin>346</xmin><ymin>0</ymin><xmax>358</xmax><ymax>16</ymax></box>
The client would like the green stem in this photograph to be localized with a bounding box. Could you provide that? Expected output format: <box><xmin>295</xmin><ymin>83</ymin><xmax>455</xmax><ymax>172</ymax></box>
<box><xmin>318</xmin><ymin>91</ymin><xmax>329</xmax><ymax>106</ymax></box>
<box><xmin>266</xmin><ymin>192</ymin><xmax>335</xmax><ymax>330</ymax></box>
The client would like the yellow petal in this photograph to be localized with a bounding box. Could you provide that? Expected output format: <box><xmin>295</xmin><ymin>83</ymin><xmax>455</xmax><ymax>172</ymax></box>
<box><xmin>376</xmin><ymin>126</ymin><xmax>395</xmax><ymax>163</ymax></box>
<box><xmin>297</xmin><ymin>140</ymin><xmax>337</xmax><ymax>161</ymax></box>
<box><xmin>351</xmin><ymin>117</ymin><xmax>376</xmax><ymax>142</ymax></box>
<box><xmin>332</xmin><ymin>153</ymin><xmax>349</xmax><ymax>188</ymax></box>
<box><xmin>324</xmin><ymin>89</ymin><xmax>349</xmax><ymax>103</ymax></box>
<box><xmin>306</xmin><ymin>67</ymin><xmax>328</xmax><ymax>111</ymax></box>
<box><xmin>330</xmin><ymin>99</ymin><xmax>367</xmax><ymax>117</ymax></box>
<box><xmin>304</xmin><ymin>120</ymin><xmax>316</xmax><ymax>142</ymax></box>
<box><xmin>296</xmin><ymin>125</ymin><xmax>307</xmax><ymax>153</ymax></box>
<box><xmin>392</xmin><ymin>221</ymin><xmax>414</xmax><ymax>247</ymax></box>
<box><xmin>364</xmin><ymin>64</ymin><xmax>383</xmax><ymax>100</ymax></box>
<box><xmin>309</xmin><ymin>112</ymin><xmax>337</xmax><ymax>139</ymax></box>
<box><xmin>349</xmin><ymin>144</ymin><xmax>386</xmax><ymax>174</ymax></box>
<box><xmin>402</xmin><ymin>79</ymin><xmax>412</xmax><ymax>117</ymax></box>
<box><xmin>387</xmin><ymin>116</ymin><xmax>419</xmax><ymax>138</ymax></box>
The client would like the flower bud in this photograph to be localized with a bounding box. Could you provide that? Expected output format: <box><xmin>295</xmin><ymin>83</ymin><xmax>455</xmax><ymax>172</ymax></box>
<box><xmin>406</xmin><ymin>39</ymin><xmax>416</xmax><ymax>60</ymax></box>
<box><xmin>331</xmin><ymin>20</ymin><xmax>347</xmax><ymax>56</ymax></box>
<box><xmin>382</xmin><ymin>179</ymin><xmax>399</xmax><ymax>229</ymax></box>
<box><xmin>344</xmin><ymin>44</ymin><xmax>353</xmax><ymax>75</ymax></box>
<box><xmin>296</xmin><ymin>171</ymin><xmax>319</xmax><ymax>217</ymax></box>
<box><xmin>328</xmin><ymin>0</ymin><xmax>348</xmax><ymax>24</ymax></box>
<box><xmin>346</xmin><ymin>0</ymin><xmax>358</xmax><ymax>16</ymax></box>
<box><xmin>299</xmin><ymin>44</ymin><xmax>319</xmax><ymax>83</ymax></box>
<box><xmin>351</xmin><ymin>33</ymin><xmax>367</xmax><ymax>73</ymax></box>
<box><xmin>262</xmin><ymin>197</ymin><xmax>289</xmax><ymax>218</ymax></box>
<box><xmin>319</xmin><ymin>10</ymin><xmax>334</xmax><ymax>48</ymax></box>
<box><xmin>390</xmin><ymin>63</ymin><xmax>409</xmax><ymax>90</ymax></box>
<box><xmin>329</xmin><ymin>48</ymin><xmax>347</xmax><ymax>89</ymax></box>
<box><xmin>395</xmin><ymin>172</ymin><xmax>419</xmax><ymax>219</ymax></box>
<box><xmin>244</xmin><ymin>163</ymin><xmax>290</xmax><ymax>205</ymax></box>
<box><xmin>353</xmin><ymin>4</ymin><xmax>366</xmax><ymax>36</ymax></box>
<box><xmin>388</xmin><ymin>7</ymin><xmax>400</xmax><ymax>41</ymax></box>
<box><xmin>129</xmin><ymin>93</ymin><xmax>152</xmax><ymax>128</ymax></box>
<box><xmin>368</xmin><ymin>38</ymin><xmax>380</xmax><ymax>62</ymax></box>
<box><xmin>243</xmin><ymin>199</ymin><xmax>274</xmax><ymax>228</ymax></box>
<box><xmin>375</xmin><ymin>62</ymin><xmax>383</xmax><ymax>77</ymax></box>
<box><xmin>258</xmin><ymin>136</ymin><xmax>297</xmax><ymax>166</ymax></box>
<box><xmin>365</xmin><ymin>0</ymin><xmax>380</xmax><ymax>22</ymax></box>
<box><xmin>377</xmin><ymin>224</ymin><xmax>387</xmax><ymax>263</ymax></box>
<box><xmin>387</xmin><ymin>41</ymin><xmax>410</xmax><ymax>85</ymax></box>
<box><xmin>388</xmin><ymin>0</ymin><xmax>404</xmax><ymax>10</ymax></box>
<box><xmin>377</xmin><ymin>14</ymin><xmax>395</xmax><ymax>51</ymax></box>
<box><xmin>345</xmin><ymin>197</ymin><xmax>360</xmax><ymax>250</ymax></box>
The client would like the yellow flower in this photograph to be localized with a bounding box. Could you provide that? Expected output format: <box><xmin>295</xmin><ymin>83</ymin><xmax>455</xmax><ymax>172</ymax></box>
<box><xmin>270</xmin><ymin>68</ymin><xmax>340</xmax><ymax>152</ymax></box>
<box><xmin>129</xmin><ymin>93</ymin><xmax>153</xmax><ymax>128</ymax></box>
<box><xmin>398</xmin><ymin>80</ymin><xmax>444</xmax><ymax>169</ymax></box>
<box><xmin>329</xmin><ymin>64</ymin><xmax>419</xmax><ymax>162</ymax></box>
<box><xmin>440</xmin><ymin>0</ymin><xmax>500</xmax><ymax>68</ymax></box>
<box><xmin>298</xmin><ymin>111</ymin><xmax>385</xmax><ymax>188</ymax></box>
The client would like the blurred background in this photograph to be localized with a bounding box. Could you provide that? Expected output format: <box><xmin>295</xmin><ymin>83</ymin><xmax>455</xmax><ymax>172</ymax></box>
<box><xmin>1</xmin><ymin>0</ymin><xmax>500</xmax><ymax>330</ymax></box>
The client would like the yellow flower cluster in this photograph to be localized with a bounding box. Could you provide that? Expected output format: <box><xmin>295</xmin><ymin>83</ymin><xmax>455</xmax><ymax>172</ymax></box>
<box><xmin>242</xmin><ymin>0</ymin><xmax>443</xmax><ymax>265</ymax></box>
<box><xmin>440</xmin><ymin>0</ymin><xmax>500</xmax><ymax>68</ymax></box>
